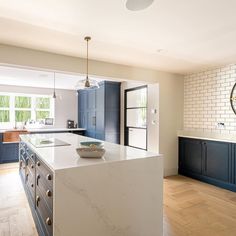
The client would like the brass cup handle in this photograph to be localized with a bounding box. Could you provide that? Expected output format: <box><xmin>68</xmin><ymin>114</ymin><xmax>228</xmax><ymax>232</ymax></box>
<box><xmin>31</xmin><ymin>164</ymin><xmax>34</xmax><ymax>169</ymax></box>
<box><xmin>36</xmin><ymin>161</ymin><xmax>40</xmax><ymax>166</ymax></box>
<box><xmin>31</xmin><ymin>154</ymin><xmax>34</xmax><ymax>158</ymax></box>
<box><xmin>46</xmin><ymin>190</ymin><xmax>52</xmax><ymax>197</ymax></box>
<box><xmin>46</xmin><ymin>174</ymin><xmax>52</xmax><ymax>181</ymax></box>
<box><xmin>46</xmin><ymin>217</ymin><xmax>52</xmax><ymax>226</ymax></box>
<box><xmin>36</xmin><ymin>196</ymin><xmax>40</xmax><ymax>207</ymax></box>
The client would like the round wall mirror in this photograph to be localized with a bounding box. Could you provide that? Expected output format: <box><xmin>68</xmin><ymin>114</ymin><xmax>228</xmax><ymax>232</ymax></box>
<box><xmin>230</xmin><ymin>82</ymin><xmax>236</xmax><ymax>114</ymax></box>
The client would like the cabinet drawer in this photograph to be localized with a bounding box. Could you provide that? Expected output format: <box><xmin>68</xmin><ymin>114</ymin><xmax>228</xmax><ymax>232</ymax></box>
<box><xmin>36</xmin><ymin>187</ymin><xmax>53</xmax><ymax>236</ymax></box>
<box><xmin>36</xmin><ymin>157</ymin><xmax>53</xmax><ymax>189</ymax></box>
<box><xmin>36</xmin><ymin>172</ymin><xmax>53</xmax><ymax>210</ymax></box>
<box><xmin>19</xmin><ymin>156</ymin><xmax>26</xmax><ymax>182</ymax></box>
<box><xmin>27</xmin><ymin>156</ymin><xmax>35</xmax><ymax>176</ymax></box>
<box><xmin>26</xmin><ymin>171</ymin><xmax>35</xmax><ymax>203</ymax></box>
<box><xmin>26</xmin><ymin>148</ymin><xmax>35</xmax><ymax>160</ymax></box>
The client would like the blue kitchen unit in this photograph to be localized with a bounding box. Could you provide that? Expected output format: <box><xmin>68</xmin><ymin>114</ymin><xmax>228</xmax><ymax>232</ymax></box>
<box><xmin>78</xmin><ymin>81</ymin><xmax>121</xmax><ymax>144</ymax></box>
<box><xmin>0</xmin><ymin>133</ymin><xmax>19</xmax><ymax>163</ymax></box>
<box><xmin>179</xmin><ymin>137</ymin><xmax>236</xmax><ymax>192</ymax></box>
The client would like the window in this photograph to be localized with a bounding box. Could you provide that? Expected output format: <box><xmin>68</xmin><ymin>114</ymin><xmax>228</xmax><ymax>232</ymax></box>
<box><xmin>15</xmin><ymin>96</ymin><xmax>31</xmax><ymax>122</ymax></box>
<box><xmin>0</xmin><ymin>93</ymin><xmax>54</xmax><ymax>127</ymax></box>
<box><xmin>35</xmin><ymin>97</ymin><xmax>51</xmax><ymax>120</ymax></box>
<box><xmin>0</xmin><ymin>95</ymin><xmax>10</xmax><ymax>122</ymax></box>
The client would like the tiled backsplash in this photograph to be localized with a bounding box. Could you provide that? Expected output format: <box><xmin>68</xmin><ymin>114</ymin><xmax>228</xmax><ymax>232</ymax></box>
<box><xmin>184</xmin><ymin>64</ymin><xmax>236</xmax><ymax>134</ymax></box>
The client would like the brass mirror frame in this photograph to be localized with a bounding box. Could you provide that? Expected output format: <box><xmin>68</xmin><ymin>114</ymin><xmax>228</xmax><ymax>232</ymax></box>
<box><xmin>230</xmin><ymin>82</ymin><xmax>236</xmax><ymax>115</ymax></box>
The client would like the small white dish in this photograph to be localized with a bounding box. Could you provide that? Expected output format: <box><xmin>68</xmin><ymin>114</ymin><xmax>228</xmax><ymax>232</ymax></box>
<box><xmin>76</xmin><ymin>147</ymin><xmax>106</xmax><ymax>158</ymax></box>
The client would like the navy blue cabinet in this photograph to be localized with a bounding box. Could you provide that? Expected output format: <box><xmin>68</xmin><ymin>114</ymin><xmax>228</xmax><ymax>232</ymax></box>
<box><xmin>78</xmin><ymin>81</ymin><xmax>120</xmax><ymax>144</ymax></box>
<box><xmin>0</xmin><ymin>133</ymin><xmax>19</xmax><ymax>163</ymax></box>
<box><xmin>204</xmin><ymin>141</ymin><xmax>230</xmax><ymax>183</ymax></box>
<box><xmin>179</xmin><ymin>138</ymin><xmax>202</xmax><ymax>175</ymax></box>
<box><xmin>179</xmin><ymin>137</ymin><xmax>236</xmax><ymax>192</ymax></box>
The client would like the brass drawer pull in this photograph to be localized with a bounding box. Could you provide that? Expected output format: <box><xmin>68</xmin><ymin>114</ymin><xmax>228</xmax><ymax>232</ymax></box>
<box><xmin>31</xmin><ymin>183</ymin><xmax>34</xmax><ymax>188</ymax></box>
<box><xmin>46</xmin><ymin>190</ymin><xmax>52</xmax><ymax>197</ymax></box>
<box><xmin>31</xmin><ymin>164</ymin><xmax>34</xmax><ymax>169</ymax></box>
<box><xmin>37</xmin><ymin>161</ymin><xmax>40</xmax><ymax>166</ymax></box>
<box><xmin>46</xmin><ymin>174</ymin><xmax>52</xmax><ymax>181</ymax></box>
<box><xmin>36</xmin><ymin>196</ymin><xmax>40</xmax><ymax>206</ymax></box>
<box><xmin>36</xmin><ymin>174</ymin><xmax>40</xmax><ymax>185</ymax></box>
<box><xmin>45</xmin><ymin>217</ymin><xmax>52</xmax><ymax>226</ymax></box>
<box><xmin>31</xmin><ymin>154</ymin><xmax>34</xmax><ymax>159</ymax></box>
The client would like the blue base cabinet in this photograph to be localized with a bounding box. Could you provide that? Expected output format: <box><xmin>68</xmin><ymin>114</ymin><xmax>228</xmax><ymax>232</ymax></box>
<box><xmin>179</xmin><ymin>137</ymin><xmax>236</xmax><ymax>192</ymax></box>
<box><xmin>78</xmin><ymin>81</ymin><xmax>120</xmax><ymax>144</ymax></box>
<box><xmin>0</xmin><ymin>133</ymin><xmax>19</xmax><ymax>163</ymax></box>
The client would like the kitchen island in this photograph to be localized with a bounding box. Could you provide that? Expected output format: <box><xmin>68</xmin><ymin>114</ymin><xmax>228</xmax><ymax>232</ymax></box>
<box><xmin>19</xmin><ymin>133</ymin><xmax>163</xmax><ymax>236</ymax></box>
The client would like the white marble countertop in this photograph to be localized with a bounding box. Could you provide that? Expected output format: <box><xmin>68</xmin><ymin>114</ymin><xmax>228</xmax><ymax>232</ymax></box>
<box><xmin>20</xmin><ymin>133</ymin><xmax>162</xmax><ymax>171</ymax></box>
<box><xmin>0</xmin><ymin>127</ymin><xmax>85</xmax><ymax>133</ymax></box>
<box><xmin>178</xmin><ymin>130</ymin><xmax>236</xmax><ymax>144</ymax></box>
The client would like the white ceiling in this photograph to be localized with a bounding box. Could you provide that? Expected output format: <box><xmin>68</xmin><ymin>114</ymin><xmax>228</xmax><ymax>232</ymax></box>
<box><xmin>0</xmin><ymin>66</ymin><xmax>104</xmax><ymax>90</ymax></box>
<box><xmin>0</xmin><ymin>0</ymin><xmax>236</xmax><ymax>74</ymax></box>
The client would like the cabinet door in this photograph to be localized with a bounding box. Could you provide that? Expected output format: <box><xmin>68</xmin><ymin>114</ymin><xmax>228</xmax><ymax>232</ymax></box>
<box><xmin>181</xmin><ymin>138</ymin><xmax>202</xmax><ymax>175</ymax></box>
<box><xmin>78</xmin><ymin>111</ymin><xmax>87</xmax><ymax>128</ymax></box>
<box><xmin>88</xmin><ymin>89</ymin><xmax>96</xmax><ymax>110</ymax></box>
<box><xmin>0</xmin><ymin>134</ymin><xmax>3</xmax><ymax>163</ymax></box>
<box><xmin>1</xmin><ymin>143</ymin><xmax>19</xmax><ymax>163</ymax></box>
<box><xmin>78</xmin><ymin>90</ymin><xmax>87</xmax><ymax>111</ymax></box>
<box><xmin>204</xmin><ymin>141</ymin><xmax>230</xmax><ymax>182</ymax></box>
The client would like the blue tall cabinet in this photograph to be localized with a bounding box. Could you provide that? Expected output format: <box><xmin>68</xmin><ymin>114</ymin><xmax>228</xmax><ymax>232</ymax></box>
<box><xmin>78</xmin><ymin>81</ymin><xmax>121</xmax><ymax>144</ymax></box>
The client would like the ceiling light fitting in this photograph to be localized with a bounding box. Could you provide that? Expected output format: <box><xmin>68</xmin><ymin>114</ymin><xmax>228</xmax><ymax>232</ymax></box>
<box><xmin>75</xmin><ymin>36</ymin><xmax>99</xmax><ymax>90</ymax></box>
<box><xmin>53</xmin><ymin>72</ymin><xmax>56</xmax><ymax>99</ymax></box>
<box><xmin>126</xmin><ymin>0</ymin><xmax>155</xmax><ymax>11</ymax></box>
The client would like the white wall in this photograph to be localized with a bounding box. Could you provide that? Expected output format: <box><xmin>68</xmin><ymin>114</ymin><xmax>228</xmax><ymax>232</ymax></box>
<box><xmin>184</xmin><ymin>64</ymin><xmax>236</xmax><ymax>134</ymax></box>
<box><xmin>0</xmin><ymin>44</ymin><xmax>184</xmax><ymax>176</ymax></box>
<box><xmin>0</xmin><ymin>85</ymin><xmax>77</xmax><ymax>128</ymax></box>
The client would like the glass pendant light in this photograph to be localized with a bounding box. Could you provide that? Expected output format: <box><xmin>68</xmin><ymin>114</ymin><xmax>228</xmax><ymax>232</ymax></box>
<box><xmin>75</xmin><ymin>36</ymin><xmax>99</xmax><ymax>89</ymax></box>
<box><xmin>53</xmin><ymin>72</ymin><xmax>56</xmax><ymax>99</ymax></box>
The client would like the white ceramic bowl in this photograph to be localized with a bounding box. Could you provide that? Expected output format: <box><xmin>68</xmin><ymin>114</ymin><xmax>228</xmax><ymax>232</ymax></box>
<box><xmin>76</xmin><ymin>147</ymin><xmax>106</xmax><ymax>158</ymax></box>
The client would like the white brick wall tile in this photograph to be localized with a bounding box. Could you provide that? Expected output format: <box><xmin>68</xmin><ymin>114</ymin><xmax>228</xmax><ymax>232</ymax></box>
<box><xmin>184</xmin><ymin>64</ymin><xmax>236</xmax><ymax>134</ymax></box>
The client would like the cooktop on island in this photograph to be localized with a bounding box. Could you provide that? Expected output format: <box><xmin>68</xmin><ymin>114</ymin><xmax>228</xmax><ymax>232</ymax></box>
<box><xmin>29</xmin><ymin>137</ymin><xmax>70</xmax><ymax>148</ymax></box>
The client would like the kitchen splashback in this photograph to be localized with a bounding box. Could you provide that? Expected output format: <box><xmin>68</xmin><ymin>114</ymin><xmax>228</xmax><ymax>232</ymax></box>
<box><xmin>184</xmin><ymin>64</ymin><xmax>236</xmax><ymax>135</ymax></box>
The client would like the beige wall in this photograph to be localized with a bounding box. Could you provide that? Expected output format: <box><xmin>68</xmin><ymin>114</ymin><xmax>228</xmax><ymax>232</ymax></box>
<box><xmin>0</xmin><ymin>84</ymin><xmax>77</xmax><ymax>128</ymax></box>
<box><xmin>0</xmin><ymin>44</ymin><xmax>184</xmax><ymax>176</ymax></box>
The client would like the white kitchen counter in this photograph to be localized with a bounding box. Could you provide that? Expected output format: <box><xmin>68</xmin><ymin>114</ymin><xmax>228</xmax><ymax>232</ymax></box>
<box><xmin>20</xmin><ymin>133</ymin><xmax>161</xmax><ymax>170</ymax></box>
<box><xmin>20</xmin><ymin>133</ymin><xmax>163</xmax><ymax>236</ymax></box>
<box><xmin>0</xmin><ymin>127</ymin><xmax>85</xmax><ymax>133</ymax></box>
<box><xmin>178</xmin><ymin>130</ymin><xmax>236</xmax><ymax>143</ymax></box>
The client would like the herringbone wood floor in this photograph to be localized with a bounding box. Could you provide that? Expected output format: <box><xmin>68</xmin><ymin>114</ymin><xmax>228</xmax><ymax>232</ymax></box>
<box><xmin>0</xmin><ymin>163</ymin><xmax>236</xmax><ymax>236</ymax></box>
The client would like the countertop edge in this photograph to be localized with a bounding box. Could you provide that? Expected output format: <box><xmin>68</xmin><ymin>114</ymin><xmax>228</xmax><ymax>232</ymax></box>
<box><xmin>178</xmin><ymin>134</ymin><xmax>236</xmax><ymax>144</ymax></box>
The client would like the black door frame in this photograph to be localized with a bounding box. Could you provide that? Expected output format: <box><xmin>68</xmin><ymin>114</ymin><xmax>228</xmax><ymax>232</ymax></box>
<box><xmin>124</xmin><ymin>85</ymin><xmax>148</xmax><ymax>150</ymax></box>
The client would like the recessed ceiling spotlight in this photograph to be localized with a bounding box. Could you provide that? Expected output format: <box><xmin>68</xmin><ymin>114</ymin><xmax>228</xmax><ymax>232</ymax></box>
<box><xmin>126</xmin><ymin>0</ymin><xmax>155</xmax><ymax>11</ymax></box>
<box><xmin>156</xmin><ymin>49</ymin><xmax>166</xmax><ymax>54</ymax></box>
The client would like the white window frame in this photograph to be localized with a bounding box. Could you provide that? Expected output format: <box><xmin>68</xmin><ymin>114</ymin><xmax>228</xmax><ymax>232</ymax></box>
<box><xmin>0</xmin><ymin>92</ymin><xmax>55</xmax><ymax>128</ymax></box>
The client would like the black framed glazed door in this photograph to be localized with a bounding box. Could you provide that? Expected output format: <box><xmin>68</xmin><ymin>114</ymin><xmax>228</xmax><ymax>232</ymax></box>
<box><xmin>124</xmin><ymin>86</ymin><xmax>147</xmax><ymax>150</ymax></box>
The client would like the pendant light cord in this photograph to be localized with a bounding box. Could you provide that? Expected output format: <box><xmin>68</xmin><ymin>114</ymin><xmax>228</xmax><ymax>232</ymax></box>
<box><xmin>54</xmin><ymin>72</ymin><xmax>56</xmax><ymax>93</ymax></box>
<box><xmin>86</xmin><ymin>38</ymin><xmax>89</xmax><ymax>79</ymax></box>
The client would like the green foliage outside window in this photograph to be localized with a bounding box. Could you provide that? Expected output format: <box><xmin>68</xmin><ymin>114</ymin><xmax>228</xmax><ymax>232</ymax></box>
<box><xmin>15</xmin><ymin>96</ymin><xmax>31</xmax><ymax>108</ymax></box>
<box><xmin>15</xmin><ymin>110</ymin><xmax>31</xmax><ymax>122</ymax></box>
<box><xmin>0</xmin><ymin>110</ymin><xmax>10</xmax><ymax>122</ymax></box>
<box><xmin>36</xmin><ymin>97</ymin><xmax>50</xmax><ymax>109</ymax></box>
<box><xmin>0</xmin><ymin>95</ymin><xmax>10</xmax><ymax>108</ymax></box>
<box><xmin>36</xmin><ymin>111</ymin><xmax>50</xmax><ymax>120</ymax></box>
